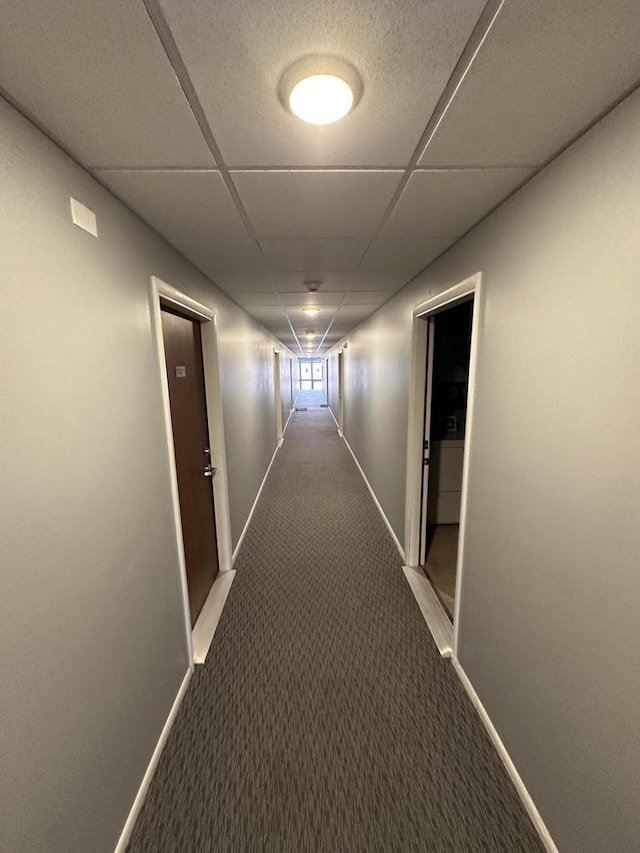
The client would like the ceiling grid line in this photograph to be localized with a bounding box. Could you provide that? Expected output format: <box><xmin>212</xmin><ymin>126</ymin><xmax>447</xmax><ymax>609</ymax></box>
<box><xmin>141</xmin><ymin>0</ymin><xmax>314</xmax><ymax>354</ymax></box>
<box><xmin>141</xmin><ymin>0</ymin><xmax>258</xmax><ymax>242</ymax></box>
<box><xmin>351</xmin><ymin>0</ymin><xmax>506</xmax><ymax>277</ymax></box>
<box><xmin>6</xmin><ymin>0</ymin><xmax>639</xmax><ymax>355</ymax></box>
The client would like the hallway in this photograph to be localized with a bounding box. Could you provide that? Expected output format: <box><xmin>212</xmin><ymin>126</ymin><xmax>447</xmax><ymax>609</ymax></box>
<box><xmin>128</xmin><ymin>408</ymin><xmax>543</xmax><ymax>852</ymax></box>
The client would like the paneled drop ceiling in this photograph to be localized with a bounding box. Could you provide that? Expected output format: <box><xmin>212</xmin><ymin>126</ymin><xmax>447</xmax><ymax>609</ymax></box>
<box><xmin>2</xmin><ymin>0</ymin><xmax>639</xmax><ymax>355</ymax></box>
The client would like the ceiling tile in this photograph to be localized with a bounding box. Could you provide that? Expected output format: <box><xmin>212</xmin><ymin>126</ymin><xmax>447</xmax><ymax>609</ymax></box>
<box><xmin>98</xmin><ymin>170</ymin><xmax>246</xmax><ymax>240</ymax></box>
<box><xmin>272</xmin><ymin>272</ymin><xmax>353</xmax><ymax>293</ymax></box>
<box><xmin>279</xmin><ymin>292</ymin><xmax>345</xmax><ymax>307</ymax></box>
<box><xmin>0</xmin><ymin>0</ymin><xmax>214</xmax><ymax>168</ymax></box>
<box><xmin>245</xmin><ymin>306</ymin><xmax>289</xmax><ymax>321</ymax></box>
<box><xmin>232</xmin><ymin>171</ymin><xmax>402</xmax><ymax>237</ymax></box>
<box><xmin>382</xmin><ymin>168</ymin><xmax>533</xmax><ymax>239</ymax></box>
<box><xmin>260</xmin><ymin>238</ymin><xmax>368</xmax><ymax>271</ymax></box>
<box><xmin>359</xmin><ymin>237</ymin><xmax>451</xmax><ymax>278</ymax></box>
<box><xmin>419</xmin><ymin>0</ymin><xmax>640</xmax><ymax>167</ymax></box>
<box><xmin>343</xmin><ymin>291</ymin><xmax>393</xmax><ymax>305</ymax></box>
<box><xmin>210</xmin><ymin>273</ymin><xmax>275</xmax><ymax>293</ymax></box>
<box><xmin>157</xmin><ymin>0</ymin><xmax>486</xmax><ymax>166</ymax></box>
<box><xmin>350</xmin><ymin>272</ymin><xmax>411</xmax><ymax>292</ymax></box>
<box><xmin>233</xmin><ymin>293</ymin><xmax>282</xmax><ymax>307</ymax></box>
<box><xmin>171</xmin><ymin>239</ymin><xmax>265</xmax><ymax>276</ymax></box>
<box><xmin>336</xmin><ymin>305</ymin><xmax>380</xmax><ymax>322</ymax></box>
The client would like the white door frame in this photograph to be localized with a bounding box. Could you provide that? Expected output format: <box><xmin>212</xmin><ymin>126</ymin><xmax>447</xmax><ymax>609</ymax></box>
<box><xmin>337</xmin><ymin>350</ymin><xmax>345</xmax><ymax>436</ymax></box>
<box><xmin>274</xmin><ymin>350</ymin><xmax>283</xmax><ymax>446</ymax></box>
<box><xmin>404</xmin><ymin>271</ymin><xmax>483</xmax><ymax>658</ymax></box>
<box><xmin>149</xmin><ymin>276</ymin><xmax>234</xmax><ymax>665</ymax></box>
<box><xmin>418</xmin><ymin>317</ymin><xmax>436</xmax><ymax>566</ymax></box>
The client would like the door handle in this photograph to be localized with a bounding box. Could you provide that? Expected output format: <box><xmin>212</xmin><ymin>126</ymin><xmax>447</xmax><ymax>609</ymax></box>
<box><xmin>203</xmin><ymin>448</ymin><xmax>216</xmax><ymax>477</ymax></box>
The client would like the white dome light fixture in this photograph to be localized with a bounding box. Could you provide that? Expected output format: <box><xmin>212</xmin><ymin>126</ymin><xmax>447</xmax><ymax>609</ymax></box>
<box><xmin>289</xmin><ymin>74</ymin><xmax>353</xmax><ymax>125</ymax></box>
<box><xmin>280</xmin><ymin>56</ymin><xmax>362</xmax><ymax>126</ymax></box>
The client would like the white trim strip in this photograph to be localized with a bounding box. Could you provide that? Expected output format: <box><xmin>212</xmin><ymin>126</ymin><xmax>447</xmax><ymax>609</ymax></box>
<box><xmin>148</xmin><ymin>278</ymin><xmax>194</xmax><ymax>665</ymax></box>
<box><xmin>452</xmin><ymin>659</ymin><xmax>559</xmax><ymax>853</ymax></box>
<box><xmin>341</xmin><ymin>435</ymin><xmax>405</xmax><ymax>561</ymax></box>
<box><xmin>114</xmin><ymin>668</ymin><xmax>192</xmax><ymax>853</ymax></box>
<box><xmin>282</xmin><ymin>404</ymin><xmax>295</xmax><ymax>436</ymax></box>
<box><xmin>402</xmin><ymin>566</ymin><xmax>453</xmax><ymax>656</ymax></box>
<box><xmin>231</xmin><ymin>442</ymin><xmax>280</xmax><ymax>565</ymax></box>
<box><xmin>191</xmin><ymin>570</ymin><xmax>236</xmax><ymax>664</ymax></box>
<box><xmin>327</xmin><ymin>403</ymin><xmax>342</xmax><ymax>435</ymax></box>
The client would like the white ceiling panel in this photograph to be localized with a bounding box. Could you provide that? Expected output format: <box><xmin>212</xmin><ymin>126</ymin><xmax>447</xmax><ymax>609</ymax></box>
<box><xmin>98</xmin><ymin>170</ymin><xmax>247</xmax><ymax>240</ymax></box>
<box><xmin>272</xmin><ymin>272</ymin><xmax>354</xmax><ymax>293</ymax></box>
<box><xmin>210</xmin><ymin>273</ymin><xmax>276</xmax><ymax>293</ymax></box>
<box><xmin>359</xmin><ymin>237</ymin><xmax>451</xmax><ymax>277</ymax></box>
<box><xmin>260</xmin><ymin>238</ymin><xmax>368</xmax><ymax>271</ymax></box>
<box><xmin>383</xmin><ymin>169</ymin><xmax>533</xmax><ymax>238</ymax></box>
<box><xmin>171</xmin><ymin>239</ymin><xmax>265</xmax><ymax>275</ymax></box>
<box><xmin>0</xmin><ymin>0</ymin><xmax>214</xmax><ymax>168</ymax></box>
<box><xmin>246</xmin><ymin>306</ymin><xmax>290</xmax><ymax>322</ymax></box>
<box><xmin>233</xmin><ymin>293</ymin><xmax>283</xmax><ymax>308</ymax></box>
<box><xmin>289</xmin><ymin>314</ymin><xmax>341</xmax><ymax>334</ymax></box>
<box><xmin>343</xmin><ymin>291</ymin><xmax>393</xmax><ymax>306</ymax></box>
<box><xmin>157</xmin><ymin>0</ymin><xmax>486</xmax><ymax>166</ymax></box>
<box><xmin>350</xmin><ymin>272</ymin><xmax>411</xmax><ymax>292</ymax></box>
<box><xmin>278</xmin><ymin>292</ymin><xmax>345</xmax><ymax>307</ymax></box>
<box><xmin>232</xmin><ymin>171</ymin><xmax>402</xmax><ymax>237</ymax></box>
<box><xmin>336</xmin><ymin>305</ymin><xmax>380</xmax><ymax>322</ymax></box>
<box><xmin>420</xmin><ymin>0</ymin><xmax>640</xmax><ymax>167</ymax></box>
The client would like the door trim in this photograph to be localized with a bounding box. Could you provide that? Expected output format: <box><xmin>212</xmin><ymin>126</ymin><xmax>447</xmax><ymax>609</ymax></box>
<box><xmin>273</xmin><ymin>350</ymin><xmax>283</xmax><ymax>446</ymax></box>
<box><xmin>149</xmin><ymin>276</ymin><xmax>233</xmax><ymax>665</ymax></box>
<box><xmin>404</xmin><ymin>271</ymin><xmax>483</xmax><ymax>660</ymax></box>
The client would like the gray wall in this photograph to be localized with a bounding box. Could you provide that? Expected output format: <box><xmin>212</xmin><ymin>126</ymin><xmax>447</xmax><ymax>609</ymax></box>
<box><xmin>0</xmin><ymin>97</ymin><xmax>283</xmax><ymax>852</ymax></box>
<box><xmin>326</xmin><ymin>89</ymin><xmax>640</xmax><ymax>852</ymax></box>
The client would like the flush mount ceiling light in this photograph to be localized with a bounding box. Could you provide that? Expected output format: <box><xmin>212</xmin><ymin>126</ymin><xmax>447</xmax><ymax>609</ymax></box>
<box><xmin>305</xmin><ymin>330</ymin><xmax>316</xmax><ymax>338</ymax></box>
<box><xmin>302</xmin><ymin>307</ymin><xmax>320</xmax><ymax>315</ymax></box>
<box><xmin>280</xmin><ymin>56</ymin><xmax>362</xmax><ymax>126</ymax></box>
<box><xmin>290</xmin><ymin>75</ymin><xmax>352</xmax><ymax>125</ymax></box>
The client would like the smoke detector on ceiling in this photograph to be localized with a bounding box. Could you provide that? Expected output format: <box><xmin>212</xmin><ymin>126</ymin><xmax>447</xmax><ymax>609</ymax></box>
<box><xmin>305</xmin><ymin>280</ymin><xmax>321</xmax><ymax>293</ymax></box>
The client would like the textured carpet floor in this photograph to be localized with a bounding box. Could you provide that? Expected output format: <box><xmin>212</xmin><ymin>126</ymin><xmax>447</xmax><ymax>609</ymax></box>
<box><xmin>128</xmin><ymin>409</ymin><xmax>544</xmax><ymax>853</ymax></box>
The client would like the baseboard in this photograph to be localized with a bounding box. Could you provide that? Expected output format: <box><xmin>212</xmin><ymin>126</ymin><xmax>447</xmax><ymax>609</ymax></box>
<box><xmin>451</xmin><ymin>659</ymin><xmax>559</xmax><ymax>853</ymax></box>
<box><xmin>402</xmin><ymin>566</ymin><xmax>453</xmax><ymax>656</ymax></box>
<box><xmin>114</xmin><ymin>668</ymin><xmax>192</xmax><ymax>853</ymax></box>
<box><xmin>327</xmin><ymin>404</ymin><xmax>341</xmax><ymax>434</ymax></box>
<box><xmin>191</xmin><ymin>570</ymin><xmax>236</xmax><ymax>664</ymax></box>
<box><xmin>341</xmin><ymin>435</ymin><xmax>405</xmax><ymax>562</ymax></box>
<box><xmin>231</xmin><ymin>442</ymin><xmax>280</xmax><ymax>565</ymax></box>
<box><xmin>282</xmin><ymin>405</ymin><xmax>294</xmax><ymax>437</ymax></box>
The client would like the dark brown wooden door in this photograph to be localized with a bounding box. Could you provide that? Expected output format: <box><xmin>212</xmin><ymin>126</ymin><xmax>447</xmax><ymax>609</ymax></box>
<box><xmin>161</xmin><ymin>308</ymin><xmax>219</xmax><ymax>626</ymax></box>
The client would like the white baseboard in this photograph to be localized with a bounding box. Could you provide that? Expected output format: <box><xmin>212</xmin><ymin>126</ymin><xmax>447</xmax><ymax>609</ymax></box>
<box><xmin>282</xmin><ymin>406</ymin><xmax>294</xmax><ymax>436</ymax></box>
<box><xmin>327</xmin><ymin>404</ymin><xmax>342</xmax><ymax>435</ymax></box>
<box><xmin>231</xmin><ymin>442</ymin><xmax>280</xmax><ymax>565</ymax></box>
<box><xmin>191</xmin><ymin>570</ymin><xmax>236</xmax><ymax>664</ymax></box>
<box><xmin>452</xmin><ymin>659</ymin><xmax>559</xmax><ymax>853</ymax></box>
<box><xmin>341</xmin><ymin>435</ymin><xmax>405</xmax><ymax>562</ymax></box>
<box><xmin>114</xmin><ymin>668</ymin><xmax>192</xmax><ymax>853</ymax></box>
<box><xmin>402</xmin><ymin>566</ymin><xmax>453</xmax><ymax>657</ymax></box>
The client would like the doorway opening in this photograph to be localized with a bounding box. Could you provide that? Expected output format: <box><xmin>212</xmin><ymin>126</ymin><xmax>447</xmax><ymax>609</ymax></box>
<box><xmin>404</xmin><ymin>272</ymin><xmax>482</xmax><ymax>656</ymax></box>
<box><xmin>337</xmin><ymin>349</ymin><xmax>345</xmax><ymax>435</ymax></box>
<box><xmin>274</xmin><ymin>351</ymin><xmax>283</xmax><ymax>445</ymax></box>
<box><xmin>419</xmin><ymin>300</ymin><xmax>473</xmax><ymax>619</ymax></box>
